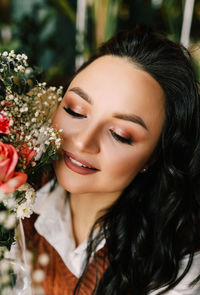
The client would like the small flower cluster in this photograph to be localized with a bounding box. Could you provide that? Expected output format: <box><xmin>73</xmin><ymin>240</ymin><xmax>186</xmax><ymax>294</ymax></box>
<box><xmin>0</xmin><ymin>50</ymin><xmax>63</xmax><ymax>291</ymax></box>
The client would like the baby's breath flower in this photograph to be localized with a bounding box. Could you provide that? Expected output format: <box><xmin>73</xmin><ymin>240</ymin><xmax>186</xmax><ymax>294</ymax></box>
<box><xmin>8</xmin><ymin>94</ymin><xmax>14</xmax><ymax>100</ymax></box>
<box><xmin>2</xmin><ymin>51</ymin><xmax>8</xmax><ymax>57</ymax></box>
<box><xmin>18</xmin><ymin>65</ymin><xmax>25</xmax><ymax>72</ymax></box>
<box><xmin>22</xmin><ymin>53</ymin><xmax>28</xmax><ymax>60</ymax></box>
<box><xmin>0</xmin><ymin>49</ymin><xmax>63</xmax><ymax>254</ymax></box>
<box><xmin>16</xmin><ymin>54</ymin><xmax>22</xmax><ymax>60</ymax></box>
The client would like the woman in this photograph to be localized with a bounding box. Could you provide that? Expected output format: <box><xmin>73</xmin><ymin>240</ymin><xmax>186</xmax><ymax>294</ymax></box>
<box><xmin>25</xmin><ymin>26</ymin><xmax>200</xmax><ymax>294</ymax></box>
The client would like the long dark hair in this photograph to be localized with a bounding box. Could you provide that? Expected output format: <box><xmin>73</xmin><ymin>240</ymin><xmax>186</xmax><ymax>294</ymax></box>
<box><xmin>74</xmin><ymin>26</ymin><xmax>200</xmax><ymax>294</ymax></box>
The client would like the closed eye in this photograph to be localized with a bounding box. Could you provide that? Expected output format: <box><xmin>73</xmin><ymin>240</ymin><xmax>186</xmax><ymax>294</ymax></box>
<box><xmin>63</xmin><ymin>107</ymin><xmax>86</xmax><ymax>118</ymax></box>
<box><xmin>109</xmin><ymin>129</ymin><xmax>133</xmax><ymax>145</ymax></box>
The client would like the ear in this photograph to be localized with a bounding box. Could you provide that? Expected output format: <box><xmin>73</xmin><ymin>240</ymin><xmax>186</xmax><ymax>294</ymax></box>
<box><xmin>140</xmin><ymin>152</ymin><xmax>158</xmax><ymax>173</ymax></box>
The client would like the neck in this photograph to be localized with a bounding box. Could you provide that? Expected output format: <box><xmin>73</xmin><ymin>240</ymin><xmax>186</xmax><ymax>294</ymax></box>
<box><xmin>69</xmin><ymin>191</ymin><xmax>120</xmax><ymax>246</ymax></box>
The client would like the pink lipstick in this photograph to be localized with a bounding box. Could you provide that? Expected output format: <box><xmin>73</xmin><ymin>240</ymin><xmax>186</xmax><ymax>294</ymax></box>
<box><xmin>63</xmin><ymin>151</ymin><xmax>99</xmax><ymax>175</ymax></box>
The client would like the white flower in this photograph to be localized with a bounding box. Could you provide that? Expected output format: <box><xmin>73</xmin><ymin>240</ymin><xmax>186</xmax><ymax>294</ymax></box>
<box><xmin>22</xmin><ymin>53</ymin><xmax>28</xmax><ymax>60</ymax></box>
<box><xmin>25</xmin><ymin>135</ymin><xmax>31</xmax><ymax>141</ymax></box>
<box><xmin>16</xmin><ymin>54</ymin><xmax>22</xmax><ymax>60</ymax></box>
<box><xmin>18</xmin><ymin>65</ymin><xmax>25</xmax><ymax>72</ymax></box>
<box><xmin>4</xmin><ymin>197</ymin><xmax>16</xmax><ymax>209</ymax></box>
<box><xmin>4</xmin><ymin>213</ymin><xmax>16</xmax><ymax>229</ymax></box>
<box><xmin>50</xmin><ymin>86</ymin><xmax>56</xmax><ymax>91</ymax></box>
<box><xmin>2</xmin><ymin>51</ymin><xmax>8</xmax><ymax>57</ymax></box>
<box><xmin>17</xmin><ymin>183</ymin><xmax>31</xmax><ymax>192</ymax></box>
<box><xmin>25</xmin><ymin>189</ymin><xmax>36</xmax><ymax>204</ymax></box>
<box><xmin>8</xmin><ymin>94</ymin><xmax>14</xmax><ymax>100</ymax></box>
<box><xmin>32</xmin><ymin>269</ymin><xmax>45</xmax><ymax>283</ymax></box>
<box><xmin>16</xmin><ymin>203</ymin><xmax>33</xmax><ymax>219</ymax></box>
<box><xmin>0</xmin><ymin>212</ymin><xmax>7</xmax><ymax>224</ymax></box>
<box><xmin>9</xmin><ymin>50</ymin><xmax>15</xmax><ymax>57</ymax></box>
<box><xmin>0</xmin><ymin>192</ymin><xmax>7</xmax><ymax>202</ymax></box>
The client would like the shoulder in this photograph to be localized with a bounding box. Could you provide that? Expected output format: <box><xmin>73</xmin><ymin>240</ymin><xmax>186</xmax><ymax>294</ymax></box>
<box><xmin>150</xmin><ymin>251</ymin><xmax>200</xmax><ymax>295</ymax></box>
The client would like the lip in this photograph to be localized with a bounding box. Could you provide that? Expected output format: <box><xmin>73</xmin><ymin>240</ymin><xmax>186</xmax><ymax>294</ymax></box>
<box><xmin>63</xmin><ymin>150</ymin><xmax>99</xmax><ymax>175</ymax></box>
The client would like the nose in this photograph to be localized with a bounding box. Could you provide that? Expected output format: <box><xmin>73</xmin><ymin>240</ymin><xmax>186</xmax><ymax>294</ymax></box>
<box><xmin>73</xmin><ymin>125</ymin><xmax>100</xmax><ymax>154</ymax></box>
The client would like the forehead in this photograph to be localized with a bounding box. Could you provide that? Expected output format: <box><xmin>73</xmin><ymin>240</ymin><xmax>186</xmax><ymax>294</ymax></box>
<box><xmin>69</xmin><ymin>55</ymin><xmax>165</xmax><ymax>133</ymax></box>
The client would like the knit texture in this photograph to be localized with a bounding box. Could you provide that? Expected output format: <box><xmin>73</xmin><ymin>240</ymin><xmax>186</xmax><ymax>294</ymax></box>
<box><xmin>23</xmin><ymin>214</ymin><xmax>108</xmax><ymax>295</ymax></box>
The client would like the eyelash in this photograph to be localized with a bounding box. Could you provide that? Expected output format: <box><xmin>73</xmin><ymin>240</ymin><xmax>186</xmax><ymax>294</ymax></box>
<box><xmin>63</xmin><ymin>106</ymin><xmax>133</xmax><ymax>145</ymax></box>
<box><xmin>109</xmin><ymin>129</ymin><xmax>133</xmax><ymax>145</ymax></box>
<box><xmin>63</xmin><ymin>107</ymin><xmax>86</xmax><ymax>118</ymax></box>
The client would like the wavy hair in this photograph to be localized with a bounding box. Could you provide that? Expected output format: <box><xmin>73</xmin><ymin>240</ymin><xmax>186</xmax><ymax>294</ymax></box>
<box><xmin>73</xmin><ymin>26</ymin><xmax>200</xmax><ymax>294</ymax></box>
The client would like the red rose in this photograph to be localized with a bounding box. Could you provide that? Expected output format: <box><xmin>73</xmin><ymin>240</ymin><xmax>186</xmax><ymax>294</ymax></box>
<box><xmin>17</xmin><ymin>143</ymin><xmax>36</xmax><ymax>166</ymax></box>
<box><xmin>0</xmin><ymin>113</ymin><xmax>11</xmax><ymax>134</ymax></box>
<box><xmin>0</xmin><ymin>141</ymin><xmax>27</xmax><ymax>193</ymax></box>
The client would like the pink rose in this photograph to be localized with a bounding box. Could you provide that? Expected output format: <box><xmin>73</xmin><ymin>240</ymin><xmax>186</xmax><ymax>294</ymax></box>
<box><xmin>0</xmin><ymin>141</ymin><xmax>27</xmax><ymax>193</ymax></box>
<box><xmin>17</xmin><ymin>143</ymin><xmax>36</xmax><ymax>166</ymax></box>
<box><xmin>0</xmin><ymin>113</ymin><xmax>11</xmax><ymax>134</ymax></box>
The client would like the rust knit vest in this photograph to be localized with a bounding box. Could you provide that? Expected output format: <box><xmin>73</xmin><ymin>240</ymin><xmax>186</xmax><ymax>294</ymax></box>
<box><xmin>23</xmin><ymin>214</ymin><xmax>108</xmax><ymax>295</ymax></box>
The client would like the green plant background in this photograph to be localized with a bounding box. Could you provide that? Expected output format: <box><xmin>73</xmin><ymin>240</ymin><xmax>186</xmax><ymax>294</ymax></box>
<box><xmin>0</xmin><ymin>0</ymin><xmax>200</xmax><ymax>86</ymax></box>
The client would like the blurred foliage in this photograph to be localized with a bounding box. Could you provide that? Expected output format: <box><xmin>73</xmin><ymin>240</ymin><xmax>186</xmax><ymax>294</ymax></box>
<box><xmin>90</xmin><ymin>0</ymin><xmax>123</xmax><ymax>48</ymax></box>
<box><xmin>47</xmin><ymin>0</ymin><xmax>76</xmax><ymax>23</ymax></box>
<box><xmin>0</xmin><ymin>0</ymin><xmax>200</xmax><ymax>86</ymax></box>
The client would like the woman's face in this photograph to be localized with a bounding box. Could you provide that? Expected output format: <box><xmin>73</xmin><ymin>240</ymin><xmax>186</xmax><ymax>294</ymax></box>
<box><xmin>53</xmin><ymin>55</ymin><xmax>165</xmax><ymax>195</ymax></box>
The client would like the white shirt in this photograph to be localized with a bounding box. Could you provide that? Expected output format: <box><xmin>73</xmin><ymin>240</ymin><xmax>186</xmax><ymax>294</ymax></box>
<box><xmin>33</xmin><ymin>181</ymin><xmax>200</xmax><ymax>294</ymax></box>
<box><xmin>33</xmin><ymin>180</ymin><xmax>105</xmax><ymax>278</ymax></box>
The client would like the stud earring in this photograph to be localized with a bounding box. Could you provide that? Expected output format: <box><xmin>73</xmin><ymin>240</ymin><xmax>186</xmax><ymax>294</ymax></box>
<box><xmin>140</xmin><ymin>167</ymin><xmax>148</xmax><ymax>173</ymax></box>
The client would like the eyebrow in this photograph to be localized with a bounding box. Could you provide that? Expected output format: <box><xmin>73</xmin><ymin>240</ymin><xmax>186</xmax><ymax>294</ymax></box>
<box><xmin>69</xmin><ymin>86</ymin><xmax>148</xmax><ymax>131</ymax></box>
<box><xmin>113</xmin><ymin>113</ymin><xmax>148</xmax><ymax>131</ymax></box>
<box><xmin>69</xmin><ymin>87</ymin><xmax>92</xmax><ymax>104</ymax></box>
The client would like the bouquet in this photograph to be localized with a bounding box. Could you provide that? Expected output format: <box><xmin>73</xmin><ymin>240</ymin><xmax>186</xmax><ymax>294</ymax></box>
<box><xmin>0</xmin><ymin>50</ymin><xmax>63</xmax><ymax>293</ymax></box>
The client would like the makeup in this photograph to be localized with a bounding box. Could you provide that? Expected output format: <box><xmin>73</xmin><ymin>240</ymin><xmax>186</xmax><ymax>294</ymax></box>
<box><xmin>64</xmin><ymin>151</ymin><xmax>99</xmax><ymax>175</ymax></box>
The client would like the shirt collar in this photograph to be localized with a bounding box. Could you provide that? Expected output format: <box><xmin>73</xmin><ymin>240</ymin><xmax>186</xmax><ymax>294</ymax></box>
<box><xmin>33</xmin><ymin>181</ymin><xmax>105</xmax><ymax>277</ymax></box>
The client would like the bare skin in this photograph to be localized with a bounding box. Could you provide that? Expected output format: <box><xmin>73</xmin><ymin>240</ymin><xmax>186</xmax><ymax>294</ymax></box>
<box><xmin>53</xmin><ymin>55</ymin><xmax>165</xmax><ymax>245</ymax></box>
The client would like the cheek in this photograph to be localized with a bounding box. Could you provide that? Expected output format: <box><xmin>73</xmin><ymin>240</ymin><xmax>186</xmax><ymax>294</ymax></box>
<box><xmin>105</xmin><ymin>145</ymin><xmax>151</xmax><ymax>180</ymax></box>
<box><xmin>52</xmin><ymin>108</ymin><xmax>63</xmax><ymax>129</ymax></box>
